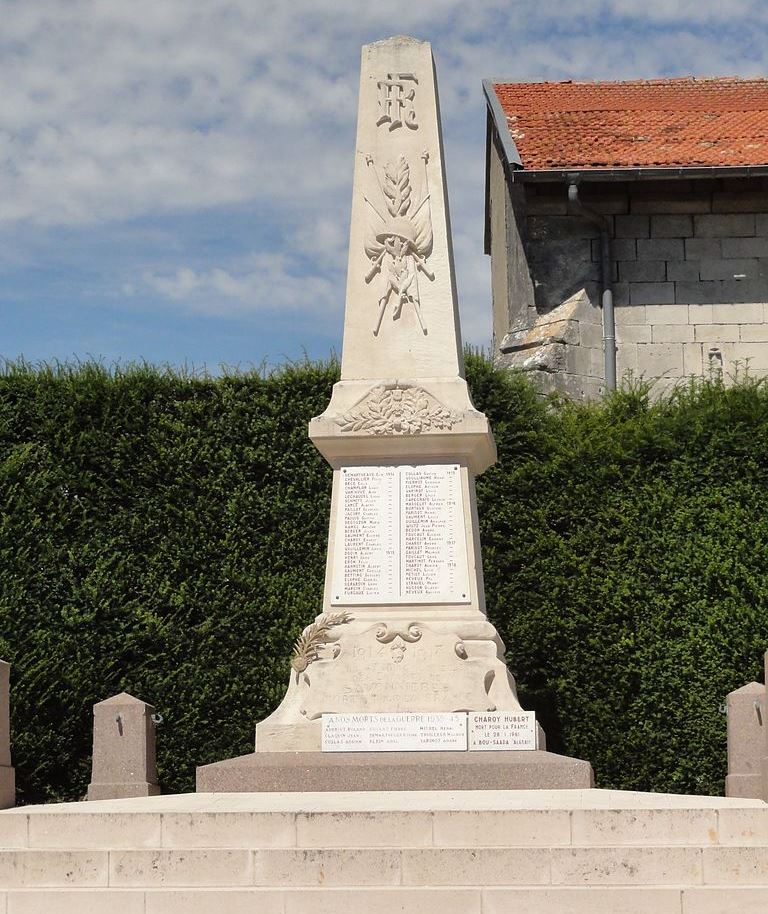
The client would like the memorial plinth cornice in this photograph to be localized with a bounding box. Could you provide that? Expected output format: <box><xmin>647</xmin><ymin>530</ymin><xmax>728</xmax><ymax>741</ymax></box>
<box><xmin>309</xmin><ymin>377</ymin><xmax>497</xmax><ymax>474</ymax></box>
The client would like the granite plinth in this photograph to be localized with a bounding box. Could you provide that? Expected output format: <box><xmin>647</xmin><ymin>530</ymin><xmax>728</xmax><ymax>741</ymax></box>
<box><xmin>87</xmin><ymin>692</ymin><xmax>160</xmax><ymax>801</ymax></box>
<box><xmin>196</xmin><ymin>750</ymin><xmax>594</xmax><ymax>793</ymax></box>
<box><xmin>0</xmin><ymin>765</ymin><xmax>14</xmax><ymax>809</ymax></box>
<box><xmin>87</xmin><ymin>781</ymin><xmax>160</xmax><ymax>801</ymax></box>
<box><xmin>0</xmin><ymin>659</ymin><xmax>12</xmax><ymax>809</ymax></box>
<box><xmin>725</xmin><ymin>680</ymin><xmax>765</xmax><ymax>799</ymax></box>
<box><xmin>726</xmin><ymin>771</ymin><xmax>764</xmax><ymax>800</ymax></box>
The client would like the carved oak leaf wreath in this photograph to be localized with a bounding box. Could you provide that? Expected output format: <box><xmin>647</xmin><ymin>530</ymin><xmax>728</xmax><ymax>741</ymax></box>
<box><xmin>335</xmin><ymin>385</ymin><xmax>459</xmax><ymax>435</ymax></box>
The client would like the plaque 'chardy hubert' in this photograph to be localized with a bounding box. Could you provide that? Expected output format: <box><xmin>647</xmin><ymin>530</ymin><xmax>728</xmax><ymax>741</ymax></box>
<box><xmin>197</xmin><ymin>36</ymin><xmax>593</xmax><ymax>790</ymax></box>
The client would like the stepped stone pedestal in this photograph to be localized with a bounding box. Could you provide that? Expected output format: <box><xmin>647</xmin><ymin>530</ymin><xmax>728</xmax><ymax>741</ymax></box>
<box><xmin>200</xmin><ymin>34</ymin><xmax>592</xmax><ymax>793</ymax></box>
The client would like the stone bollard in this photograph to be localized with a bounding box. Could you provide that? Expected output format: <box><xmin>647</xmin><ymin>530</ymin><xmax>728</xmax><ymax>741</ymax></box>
<box><xmin>87</xmin><ymin>692</ymin><xmax>161</xmax><ymax>800</ymax></box>
<box><xmin>763</xmin><ymin>650</ymin><xmax>768</xmax><ymax>802</ymax></box>
<box><xmin>0</xmin><ymin>660</ymin><xmax>15</xmax><ymax>808</ymax></box>
<box><xmin>725</xmin><ymin>680</ymin><xmax>765</xmax><ymax>799</ymax></box>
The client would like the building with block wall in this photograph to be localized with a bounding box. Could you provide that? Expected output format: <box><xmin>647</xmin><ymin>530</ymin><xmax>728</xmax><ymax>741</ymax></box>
<box><xmin>484</xmin><ymin>77</ymin><xmax>768</xmax><ymax>399</ymax></box>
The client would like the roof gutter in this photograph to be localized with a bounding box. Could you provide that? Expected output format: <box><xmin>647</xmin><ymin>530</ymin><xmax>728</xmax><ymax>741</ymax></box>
<box><xmin>507</xmin><ymin>164</ymin><xmax>768</xmax><ymax>182</ymax></box>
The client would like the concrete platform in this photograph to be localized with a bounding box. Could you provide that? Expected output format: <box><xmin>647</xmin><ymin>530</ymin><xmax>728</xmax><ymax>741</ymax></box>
<box><xmin>196</xmin><ymin>749</ymin><xmax>594</xmax><ymax>792</ymax></box>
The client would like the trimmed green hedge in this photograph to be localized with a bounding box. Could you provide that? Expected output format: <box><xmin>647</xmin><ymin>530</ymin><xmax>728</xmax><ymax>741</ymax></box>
<box><xmin>1</xmin><ymin>357</ymin><xmax>767</xmax><ymax>802</ymax></box>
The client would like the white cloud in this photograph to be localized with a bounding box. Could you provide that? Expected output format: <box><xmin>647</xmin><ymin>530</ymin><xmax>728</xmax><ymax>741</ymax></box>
<box><xmin>2</xmin><ymin>0</ymin><xmax>768</xmax><ymax>351</ymax></box>
<box><xmin>143</xmin><ymin>251</ymin><xmax>341</xmax><ymax>319</ymax></box>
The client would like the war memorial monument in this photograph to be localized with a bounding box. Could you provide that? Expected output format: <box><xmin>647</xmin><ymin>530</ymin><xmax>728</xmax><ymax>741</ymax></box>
<box><xmin>1</xmin><ymin>35</ymin><xmax>767</xmax><ymax>914</ymax></box>
<box><xmin>197</xmin><ymin>35</ymin><xmax>592</xmax><ymax>791</ymax></box>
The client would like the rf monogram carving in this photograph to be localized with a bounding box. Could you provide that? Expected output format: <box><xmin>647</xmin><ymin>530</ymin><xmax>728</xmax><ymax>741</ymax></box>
<box><xmin>376</xmin><ymin>72</ymin><xmax>418</xmax><ymax>130</ymax></box>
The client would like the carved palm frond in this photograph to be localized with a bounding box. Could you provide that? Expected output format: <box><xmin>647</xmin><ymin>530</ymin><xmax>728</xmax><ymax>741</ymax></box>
<box><xmin>383</xmin><ymin>155</ymin><xmax>411</xmax><ymax>217</ymax></box>
<box><xmin>291</xmin><ymin>611</ymin><xmax>351</xmax><ymax>673</ymax></box>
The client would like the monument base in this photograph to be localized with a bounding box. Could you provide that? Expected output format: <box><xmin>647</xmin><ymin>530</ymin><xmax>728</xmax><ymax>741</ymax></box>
<box><xmin>196</xmin><ymin>749</ymin><xmax>594</xmax><ymax>793</ymax></box>
<box><xmin>87</xmin><ymin>781</ymin><xmax>161</xmax><ymax>801</ymax></box>
<box><xmin>0</xmin><ymin>765</ymin><xmax>14</xmax><ymax>808</ymax></box>
<box><xmin>726</xmin><ymin>772</ymin><xmax>765</xmax><ymax>800</ymax></box>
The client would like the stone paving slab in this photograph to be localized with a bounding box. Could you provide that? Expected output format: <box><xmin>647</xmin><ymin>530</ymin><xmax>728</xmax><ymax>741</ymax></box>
<box><xmin>3</xmin><ymin>788</ymin><xmax>764</xmax><ymax>816</ymax></box>
<box><xmin>5</xmin><ymin>884</ymin><xmax>768</xmax><ymax>914</ymax></box>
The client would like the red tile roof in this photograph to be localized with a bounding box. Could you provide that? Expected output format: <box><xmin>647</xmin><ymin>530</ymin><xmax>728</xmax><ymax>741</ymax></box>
<box><xmin>491</xmin><ymin>78</ymin><xmax>768</xmax><ymax>171</ymax></box>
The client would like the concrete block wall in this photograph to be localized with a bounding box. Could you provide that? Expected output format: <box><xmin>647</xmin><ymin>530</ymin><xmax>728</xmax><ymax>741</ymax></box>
<box><xmin>489</xmin><ymin>155</ymin><xmax>768</xmax><ymax>399</ymax></box>
<box><xmin>611</xmin><ymin>200</ymin><xmax>768</xmax><ymax>397</ymax></box>
<box><xmin>489</xmin><ymin>134</ymin><xmax>606</xmax><ymax>399</ymax></box>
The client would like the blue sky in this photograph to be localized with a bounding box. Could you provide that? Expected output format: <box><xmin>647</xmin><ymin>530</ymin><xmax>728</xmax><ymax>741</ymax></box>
<box><xmin>3</xmin><ymin>0</ymin><xmax>768</xmax><ymax>372</ymax></box>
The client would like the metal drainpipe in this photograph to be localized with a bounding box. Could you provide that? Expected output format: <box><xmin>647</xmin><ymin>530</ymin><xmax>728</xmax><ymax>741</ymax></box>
<box><xmin>567</xmin><ymin>183</ymin><xmax>617</xmax><ymax>391</ymax></box>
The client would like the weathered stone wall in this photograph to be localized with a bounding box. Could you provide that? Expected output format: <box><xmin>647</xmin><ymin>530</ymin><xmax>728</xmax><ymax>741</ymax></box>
<box><xmin>490</xmin><ymin>146</ymin><xmax>768</xmax><ymax>398</ymax></box>
<box><xmin>489</xmin><ymin>132</ymin><xmax>536</xmax><ymax>355</ymax></box>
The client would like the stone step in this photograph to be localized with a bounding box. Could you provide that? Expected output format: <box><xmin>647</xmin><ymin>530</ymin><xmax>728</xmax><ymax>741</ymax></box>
<box><xmin>2</xmin><ymin>790</ymin><xmax>767</xmax><ymax>850</ymax></box>
<box><xmin>1</xmin><ymin>844</ymin><xmax>768</xmax><ymax>887</ymax></box>
<box><xmin>3</xmin><ymin>887</ymin><xmax>768</xmax><ymax>914</ymax></box>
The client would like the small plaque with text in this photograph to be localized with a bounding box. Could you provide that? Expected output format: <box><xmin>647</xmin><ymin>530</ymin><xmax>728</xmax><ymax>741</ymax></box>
<box><xmin>468</xmin><ymin>711</ymin><xmax>537</xmax><ymax>751</ymax></box>
<box><xmin>322</xmin><ymin>712</ymin><xmax>467</xmax><ymax>752</ymax></box>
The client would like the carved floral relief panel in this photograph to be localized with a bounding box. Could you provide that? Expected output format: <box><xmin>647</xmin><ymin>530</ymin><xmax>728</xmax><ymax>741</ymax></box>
<box><xmin>335</xmin><ymin>384</ymin><xmax>458</xmax><ymax>435</ymax></box>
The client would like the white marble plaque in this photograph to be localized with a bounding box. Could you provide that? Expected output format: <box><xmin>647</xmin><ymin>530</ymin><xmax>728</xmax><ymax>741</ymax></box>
<box><xmin>468</xmin><ymin>711</ymin><xmax>537</xmax><ymax>751</ymax></box>
<box><xmin>331</xmin><ymin>464</ymin><xmax>469</xmax><ymax>605</ymax></box>
<box><xmin>335</xmin><ymin>466</ymin><xmax>399</xmax><ymax>602</ymax></box>
<box><xmin>322</xmin><ymin>712</ymin><xmax>467</xmax><ymax>752</ymax></box>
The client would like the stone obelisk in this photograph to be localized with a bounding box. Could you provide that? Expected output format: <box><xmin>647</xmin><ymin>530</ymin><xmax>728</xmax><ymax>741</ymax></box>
<box><xmin>197</xmin><ymin>37</ymin><xmax>592</xmax><ymax>790</ymax></box>
<box><xmin>256</xmin><ymin>35</ymin><xmax>516</xmax><ymax>749</ymax></box>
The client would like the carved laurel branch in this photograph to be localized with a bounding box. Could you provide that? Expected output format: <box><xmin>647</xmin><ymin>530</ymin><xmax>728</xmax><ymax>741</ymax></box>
<box><xmin>335</xmin><ymin>385</ymin><xmax>459</xmax><ymax>436</ymax></box>
<box><xmin>291</xmin><ymin>612</ymin><xmax>351</xmax><ymax>673</ymax></box>
<box><xmin>383</xmin><ymin>155</ymin><xmax>411</xmax><ymax>217</ymax></box>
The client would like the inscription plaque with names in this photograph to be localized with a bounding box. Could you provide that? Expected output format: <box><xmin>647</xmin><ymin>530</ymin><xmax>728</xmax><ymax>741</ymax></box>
<box><xmin>322</xmin><ymin>712</ymin><xmax>467</xmax><ymax>752</ymax></box>
<box><xmin>331</xmin><ymin>464</ymin><xmax>470</xmax><ymax>605</ymax></box>
<box><xmin>468</xmin><ymin>711</ymin><xmax>537</xmax><ymax>751</ymax></box>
